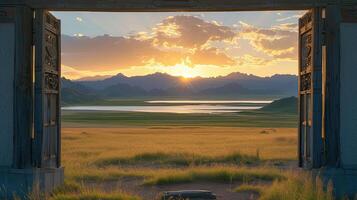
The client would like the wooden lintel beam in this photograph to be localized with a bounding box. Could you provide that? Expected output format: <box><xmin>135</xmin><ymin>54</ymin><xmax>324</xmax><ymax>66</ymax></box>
<box><xmin>1</xmin><ymin>0</ymin><xmax>353</xmax><ymax>12</ymax></box>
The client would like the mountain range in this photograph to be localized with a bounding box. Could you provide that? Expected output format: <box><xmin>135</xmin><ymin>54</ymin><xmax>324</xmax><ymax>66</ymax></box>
<box><xmin>61</xmin><ymin>72</ymin><xmax>298</xmax><ymax>105</ymax></box>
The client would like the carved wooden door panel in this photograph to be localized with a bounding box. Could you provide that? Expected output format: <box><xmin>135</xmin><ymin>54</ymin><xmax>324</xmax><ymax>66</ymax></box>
<box><xmin>298</xmin><ymin>9</ymin><xmax>323</xmax><ymax>169</ymax></box>
<box><xmin>34</xmin><ymin>10</ymin><xmax>61</xmax><ymax>168</ymax></box>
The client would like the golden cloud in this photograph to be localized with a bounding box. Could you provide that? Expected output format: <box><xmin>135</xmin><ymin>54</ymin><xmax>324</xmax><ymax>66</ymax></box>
<box><xmin>236</xmin><ymin>54</ymin><xmax>273</xmax><ymax>66</ymax></box>
<box><xmin>150</xmin><ymin>15</ymin><xmax>236</xmax><ymax>49</ymax></box>
<box><xmin>61</xmin><ymin>16</ymin><xmax>298</xmax><ymax>73</ymax></box>
<box><xmin>61</xmin><ymin>16</ymin><xmax>239</xmax><ymax>71</ymax></box>
<box><xmin>238</xmin><ymin>21</ymin><xmax>298</xmax><ymax>60</ymax></box>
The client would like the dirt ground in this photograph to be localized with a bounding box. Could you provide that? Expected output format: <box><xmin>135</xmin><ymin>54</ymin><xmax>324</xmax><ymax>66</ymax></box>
<box><xmin>85</xmin><ymin>177</ymin><xmax>263</xmax><ymax>200</ymax></box>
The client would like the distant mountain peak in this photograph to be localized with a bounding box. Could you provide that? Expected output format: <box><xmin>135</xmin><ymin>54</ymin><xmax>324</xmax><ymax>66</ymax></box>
<box><xmin>113</xmin><ymin>73</ymin><xmax>127</xmax><ymax>78</ymax></box>
<box><xmin>75</xmin><ymin>75</ymin><xmax>112</xmax><ymax>81</ymax></box>
<box><xmin>224</xmin><ymin>72</ymin><xmax>259</xmax><ymax>79</ymax></box>
<box><xmin>72</xmin><ymin>71</ymin><xmax>298</xmax><ymax>97</ymax></box>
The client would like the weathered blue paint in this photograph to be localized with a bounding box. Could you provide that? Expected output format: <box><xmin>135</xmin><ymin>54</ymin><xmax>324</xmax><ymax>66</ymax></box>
<box><xmin>313</xmin><ymin>168</ymin><xmax>357</xmax><ymax>198</ymax></box>
<box><xmin>0</xmin><ymin>22</ymin><xmax>15</xmax><ymax>167</ymax></box>
<box><xmin>0</xmin><ymin>168</ymin><xmax>64</xmax><ymax>199</ymax></box>
<box><xmin>0</xmin><ymin>6</ymin><xmax>64</xmax><ymax>200</ymax></box>
<box><xmin>340</xmin><ymin>22</ymin><xmax>357</xmax><ymax>169</ymax></box>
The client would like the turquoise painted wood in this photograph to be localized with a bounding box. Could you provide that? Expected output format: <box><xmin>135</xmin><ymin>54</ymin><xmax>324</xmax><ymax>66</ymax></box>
<box><xmin>340</xmin><ymin>23</ymin><xmax>357</xmax><ymax>169</ymax></box>
<box><xmin>0</xmin><ymin>22</ymin><xmax>15</xmax><ymax>167</ymax></box>
<box><xmin>324</xmin><ymin>5</ymin><xmax>341</xmax><ymax>167</ymax></box>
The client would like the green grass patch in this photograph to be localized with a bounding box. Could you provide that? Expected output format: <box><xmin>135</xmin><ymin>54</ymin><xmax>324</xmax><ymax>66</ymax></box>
<box><xmin>95</xmin><ymin>152</ymin><xmax>260</xmax><ymax>167</ymax></box>
<box><xmin>69</xmin><ymin>169</ymin><xmax>146</xmax><ymax>182</ymax></box>
<box><xmin>144</xmin><ymin>167</ymin><xmax>284</xmax><ymax>185</ymax></box>
<box><xmin>62</xmin><ymin>110</ymin><xmax>297</xmax><ymax>128</ymax></box>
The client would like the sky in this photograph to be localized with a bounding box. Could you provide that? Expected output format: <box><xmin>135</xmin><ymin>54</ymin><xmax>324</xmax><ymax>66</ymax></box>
<box><xmin>52</xmin><ymin>11</ymin><xmax>305</xmax><ymax>80</ymax></box>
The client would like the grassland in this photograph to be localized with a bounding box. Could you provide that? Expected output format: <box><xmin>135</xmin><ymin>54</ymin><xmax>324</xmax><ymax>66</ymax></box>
<box><xmin>54</xmin><ymin>100</ymin><xmax>333</xmax><ymax>200</ymax></box>
<box><xmin>62</xmin><ymin>110</ymin><xmax>297</xmax><ymax>128</ymax></box>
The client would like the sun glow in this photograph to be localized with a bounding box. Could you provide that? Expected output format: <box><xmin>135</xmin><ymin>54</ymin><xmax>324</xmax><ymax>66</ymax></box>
<box><xmin>174</xmin><ymin>63</ymin><xmax>198</xmax><ymax>78</ymax></box>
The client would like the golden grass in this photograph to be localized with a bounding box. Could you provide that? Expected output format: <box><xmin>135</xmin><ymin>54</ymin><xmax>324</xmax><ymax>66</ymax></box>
<box><xmin>62</xmin><ymin>127</ymin><xmax>296</xmax><ymax>164</ymax></box>
<box><xmin>49</xmin><ymin>181</ymin><xmax>141</xmax><ymax>200</ymax></box>
<box><xmin>56</xmin><ymin>126</ymin><xmax>336</xmax><ymax>200</ymax></box>
<box><xmin>52</xmin><ymin>189</ymin><xmax>140</xmax><ymax>200</ymax></box>
<box><xmin>61</xmin><ymin>127</ymin><xmax>296</xmax><ymax>181</ymax></box>
<box><xmin>259</xmin><ymin>172</ymin><xmax>334</xmax><ymax>200</ymax></box>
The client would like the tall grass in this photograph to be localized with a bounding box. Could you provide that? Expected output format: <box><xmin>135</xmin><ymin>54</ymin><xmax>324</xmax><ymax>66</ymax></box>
<box><xmin>259</xmin><ymin>172</ymin><xmax>334</xmax><ymax>200</ymax></box>
<box><xmin>57</xmin><ymin>126</ymin><xmax>305</xmax><ymax>199</ymax></box>
<box><xmin>51</xmin><ymin>191</ymin><xmax>140</xmax><ymax>200</ymax></box>
<box><xmin>50</xmin><ymin>181</ymin><xmax>141</xmax><ymax>200</ymax></box>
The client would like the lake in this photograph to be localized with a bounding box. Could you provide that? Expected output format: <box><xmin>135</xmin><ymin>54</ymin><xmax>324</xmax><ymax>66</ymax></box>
<box><xmin>62</xmin><ymin>100</ymin><xmax>272</xmax><ymax>114</ymax></box>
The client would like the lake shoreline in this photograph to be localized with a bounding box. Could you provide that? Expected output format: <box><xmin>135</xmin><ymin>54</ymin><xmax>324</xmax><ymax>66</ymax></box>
<box><xmin>61</xmin><ymin>100</ymin><xmax>271</xmax><ymax>114</ymax></box>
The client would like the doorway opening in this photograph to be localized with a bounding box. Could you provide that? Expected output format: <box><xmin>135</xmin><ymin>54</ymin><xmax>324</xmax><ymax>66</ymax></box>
<box><xmin>37</xmin><ymin>10</ymin><xmax>320</xmax><ymax>199</ymax></box>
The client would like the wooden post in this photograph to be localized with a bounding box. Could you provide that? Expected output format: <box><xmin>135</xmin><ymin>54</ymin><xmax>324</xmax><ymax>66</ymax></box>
<box><xmin>324</xmin><ymin>5</ymin><xmax>341</xmax><ymax>167</ymax></box>
<box><xmin>13</xmin><ymin>6</ymin><xmax>34</xmax><ymax>169</ymax></box>
<box><xmin>311</xmin><ymin>8</ymin><xmax>323</xmax><ymax>169</ymax></box>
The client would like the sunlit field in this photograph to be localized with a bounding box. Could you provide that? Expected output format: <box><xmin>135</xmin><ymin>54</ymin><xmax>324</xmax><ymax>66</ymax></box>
<box><xmin>58</xmin><ymin>127</ymin><xmax>297</xmax><ymax>200</ymax></box>
<box><xmin>45</xmin><ymin>102</ymin><xmax>333</xmax><ymax>200</ymax></box>
<box><xmin>62</xmin><ymin>127</ymin><xmax>297</xmax><ymax>165</ymax></box>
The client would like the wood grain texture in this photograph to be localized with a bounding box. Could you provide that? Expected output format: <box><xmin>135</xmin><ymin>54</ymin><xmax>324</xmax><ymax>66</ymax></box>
<box><xmin>33</xmin><ymin>9</ymin><xmax>61</xmax><ymax>168</ymax></box>
<box><xmin>33</xmin><ymin>9</ymin><xmax>45</xmax><ymax>168</ymax></box>
<box><xmin>298</xmin><ymin>8</ymin><xmax>324</xmax><ymax>169</ymax></box>
<box><xmin>324</xmin><ymin>5</ymin><xmax>341</xmax><ymax>167</ymax></box>
<box><xmin>1</xmin><ymin>0</ymin><xmax>357</xmax><ymax>11</ymax></box>
<box><xmin>13</xmin><ymin>6</ymin><xmax>33</xmax><ymax>169</ymax></box>
<box><xmin>310</xmin><ymin>8</ymin><xmax>323</xmax><ymax>169</ymax></box>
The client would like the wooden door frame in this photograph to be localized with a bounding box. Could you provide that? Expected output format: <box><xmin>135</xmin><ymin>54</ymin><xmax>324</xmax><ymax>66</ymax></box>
<box><xmin>2</xmin><ymin>1</ymin><xmax>351</xmax><ymax>170</ymax></box>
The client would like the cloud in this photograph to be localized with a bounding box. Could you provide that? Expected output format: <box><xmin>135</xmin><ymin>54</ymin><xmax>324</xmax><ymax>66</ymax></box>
<box><xmin>62</xmin><ymin>34</ymin><xmax>183</xmax><ymax>71</ymax></box>
<box><xmin>73</xmin><ymin>33</ymin><xmax>84</xmax><ymax>37</ymax></box>
<box><xmin>190</xmin><ymin>48</ymin><xmax>236</xmax><ymax>67</ymax></box>
<box><xmin>61</xmin><ymin>16</ymin><xmax>239</xmax><ymax>71</ymax></box>
<box><xmin>238</xmin><ymin>21</ymin><xmax>298</xmax><ymax>60</ymax></box>
<box><xmin>61</xmin><ymin>15</ymin><xmax>298</xmax><ymax>74</ymax></box>
<box><xmin>150</xmin><ymin>15</ymin><xmax>236</xmax><ymax>49</ymax></box>
<box><xmin>236</xmin><ymin>54</ymin><xmax>273</xmax><ymax>66</ymax></box>
<box><xmin>276</xmin><ymin>14</ymin><xmax>301</xmax><ymax>22</ymax></box>
<box><xmin>76</xmin><ymin>17</ymin><xmax>83</xmax><ymax>22</ymax></box>
<box><xmin>273</xmin><ymin>23</ymin><xmax>298</xmax><ymax>32</ymax></box>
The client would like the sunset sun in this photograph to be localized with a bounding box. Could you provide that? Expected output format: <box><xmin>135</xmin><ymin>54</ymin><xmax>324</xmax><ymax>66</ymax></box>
<box><xmin>178</xmin><ymin>64</ymin><xmax>197</xmax><ymax>78</ymax></box>
<box><xmin>162</xmin><ymin>63</ymin><xmax>199</xmax><ymax>78</ymax></box>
